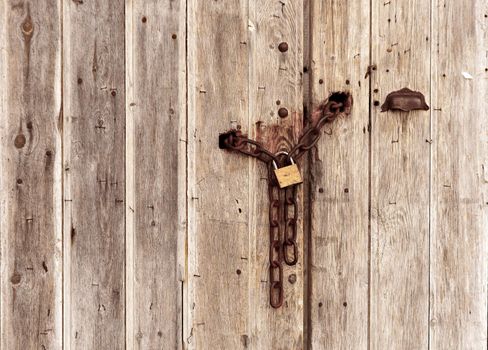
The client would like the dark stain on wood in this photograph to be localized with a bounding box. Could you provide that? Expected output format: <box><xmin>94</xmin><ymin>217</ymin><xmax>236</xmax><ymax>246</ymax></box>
<box><xmin>10</xmin><ymin>273</ymin><xmax>22</xmax><ymax>285</ymax></box>
<box><xmin>57</xmin><ymin>105</ymin><xmax>63</xmax><ymax>134</ymax></box>
<box><xmin>21</xmin><ymin>4</ymin><xmax>34</xmax><ymax>80</ymax></box>
<box><xmin>71</xmin><ymin>226</ymin><xmax>76</xmax><ymax>244</ymax></box>
<box><xmin>92</xmin><ymin>40</ymin><xmax>98</xmax><ymax>76</ymax></box>
<box><xmin>45</xmin><ymin>150</ymin><xmax>52</xmax><ymax>169</ymax></box>
<box><xmin>255</xmin><ymin>111</ymin><xmax>302</xmax><ymax>155</ymax></box>
<box><xmin>14</xmin><ymin>134</ymin><xmax>26</xmax><ymax>148</ymax></box>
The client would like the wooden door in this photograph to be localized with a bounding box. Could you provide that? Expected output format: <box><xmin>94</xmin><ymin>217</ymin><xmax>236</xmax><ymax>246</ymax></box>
<box><xmin>1</xmin><ymin>1</ymin><xmax>486</xmax><ymax>349</ymax></box>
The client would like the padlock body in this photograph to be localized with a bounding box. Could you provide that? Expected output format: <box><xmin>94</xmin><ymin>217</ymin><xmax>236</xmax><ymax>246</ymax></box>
<box><xmin>274</xmin><ymin>164</ymin><xmax>303</xmax><ymax>188</ymax></box>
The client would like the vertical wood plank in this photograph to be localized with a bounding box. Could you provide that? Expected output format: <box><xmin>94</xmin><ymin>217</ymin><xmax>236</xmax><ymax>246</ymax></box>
<box><xmin>126</xmin><ymin>0</ymin><xmax>186</xmax><ymax>349</ymax></box>
<box><xmin>430</xmin><ymin>0</ymin><xmax>488</xmax><ymax>348</ymax></box>
<box><xmin>63</xmin><ymin>1</ymin><xmax>126</xmax><ymax>348</ymax></box>
<box><xmin>186</xmin><ymin>1</ymin><xmax>250</xmax><ymax>348</ymax></box>
<box><xmin>308</xmin><ymin>1</ymin><xmax>370</xmax><ymax>349</ymax></box>
<box><xmin>248</xmin><ymin>0</ymin><xmax>304</xmax><ymax>348</ymax></box>
<box><xmin>370</xmin><ymin>0</ymin><xmax>431</xmax><ymax>348</ymax></box>
<box><xmin>0</xmin><ymin>1</ymin><xmax>63</xmax><ymax>349</ymax></box>
<box><xmin>187</xmin><ymin>0</ymin><xmax>305</xmax><ymax>348</ymax></box>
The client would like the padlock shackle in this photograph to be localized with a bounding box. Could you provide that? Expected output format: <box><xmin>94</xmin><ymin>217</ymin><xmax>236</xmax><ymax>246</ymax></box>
<box><xmin>272</xmin><ymin>151</ymin><xmax>295</xmax><ymax>169</ymax></box>
<box><xmin>275</xmin><ymin>151</ymin><xmax>289</xmax><ymax>157</ymax></box>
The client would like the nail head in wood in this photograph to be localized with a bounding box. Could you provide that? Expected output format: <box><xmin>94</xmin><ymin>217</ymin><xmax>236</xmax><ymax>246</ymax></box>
<box><xmin>278</xmin><ymin>107</ymin><xmax>288</xmax><ymax>118</ymax></box>
<box><xmin>278</xmin><ymin>42</ymin><xmax>288</xmax><ymax>52</ymax></box>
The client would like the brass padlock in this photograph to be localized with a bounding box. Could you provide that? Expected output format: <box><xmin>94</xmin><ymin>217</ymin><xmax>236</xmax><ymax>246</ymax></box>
<box><xmin>273</xmin><ymin>156</ymin><xmax>303</xmax><ymax>188</ymax></box>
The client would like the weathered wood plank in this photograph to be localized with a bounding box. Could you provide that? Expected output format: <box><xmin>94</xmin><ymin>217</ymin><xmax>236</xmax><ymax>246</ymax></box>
<box><xmin>308</xmin><ymin>0</ymin><xmax>370</xmax><ymax>349</ymax></box>
<box><xmin>430</xmin><ymin>1</ymin><xmax>488</xmax><ymax>348</ymax></box>
<box><xmin>186</xmin><ymin>1</ymin><xmax>250</xmax><ymax>348</ymax></box>
<box><xmin>63</xmin><ymin>1</ymin><xmax>126</xmax><ymax>348</ymax></box>
<box><xmin>187</xmin><ymin>0</ymin><xmax>305</xmax><ymax>348</ymax></box>
<box><xmin>125</xmin><ymin>0</ymin><xmax>186</xmax><ymax>349</ymax></box>
<box><xmin>248</xmin><ymin>0</ymin><xmax>304</xmax><ymax>348</ymax></box>
<box><xmin>370</xmin><ymin>0</ymin><xmax>431</xmax><ymax>348</ymax></box>
<box><xmin>0</xmin><ymin>1</ymin><xmax>63</xmax><ymax>349</ymax></box>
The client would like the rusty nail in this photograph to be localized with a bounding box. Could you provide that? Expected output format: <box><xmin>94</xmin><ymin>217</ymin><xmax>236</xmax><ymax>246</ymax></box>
<box><xmin>288</xmin><ymin>274</ymin><xmax>297</xmax><ymax>284</ymax></box>
<box><xmin>365</xmin><ymin>64</ymin><xmax>377</xmax><ymax>78</ymax></box>
<box><xmin>278</xmin><ymin>108</ymin><xmax>288</xmax><ymax>118</ymax></box>
<box><xmin>319</xmin><ymin>79</ymin><xmax>324</xmax><ymax>84</ymax></box>
<box><xmin>141</xmin><ymin>16</ymin><xmax>147</xmax><ymax>23</ymax></box>
<box><xmin>278</xmin><ymin>42</ymin><xmax>288</xmax><ymax>53</ymax></box>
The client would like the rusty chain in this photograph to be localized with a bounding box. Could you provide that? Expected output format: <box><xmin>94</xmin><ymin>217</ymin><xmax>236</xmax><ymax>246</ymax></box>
<box><xmin>219</xmin><ymin>93</ymin><xmax>352</xmax><ymax>308</ymax></box>
<box><xmin>219</xmin><ymin>97</ymin><xmax>347</xmax><ymax>164</ymax></box>
<box><xmin>268</xmin><ymin>164</ymin><xmax>284</xmax><ymax>308</ymax></box>
<box><xmin>283</xmin><ymin>184</ymin><xmax>298</xmax><ymax>266</ymax></box>
<box><xmin>219</xmin><ymin>131</ymin><xmax>278</xmax><ymax>164</ymax></box>
<box><xmin>289</xmin><ymin>99</ymin><xmax>347</xmax><ymax>160</ymax></box>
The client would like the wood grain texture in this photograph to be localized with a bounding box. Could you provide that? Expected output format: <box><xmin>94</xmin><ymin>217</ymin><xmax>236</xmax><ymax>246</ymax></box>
<box><xmin>63</xmin><ymin>0</ymin><xmax>126</xmax><ymax>348</ymax></box>
<box><xmin>126</xmin><ymin>0</ymin><xmax>186</xmax><ymax>349</ymax></box>
<box><xmin>430</xmin><ymin>0</ymin><xmax>488</xmax><ymax>348</ymax></box>
<box><xmin>186</xmin><ymin>1</ymin><xmax>251</xmax><ymax>348</ymax></box>
<box><xmin>248</xmin><ymin>0</ymin><xmax>304</xmax><ymax>348</ymax></box>
<box><xmin>0</xmin><ymin>1</ymin><xmax>63</xmax><ymax>349</ymax></box>
<box><xmin>370</xmin><ymin>0</ymin><xmax>431</xmax><ymax>348</ymax></box>
<box><xmin>308</xmin><ymin>1</ymin><xmax>370</xmax><ymax>349</ymax></box>
<box><xmin>1</xmin><ymin>2</ymin><xmax>487</xmax><ymax>349</ymax></box>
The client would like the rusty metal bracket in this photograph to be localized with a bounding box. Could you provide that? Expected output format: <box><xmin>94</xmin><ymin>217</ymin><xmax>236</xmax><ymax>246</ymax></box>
<box><xmin>381</xmin><ymin>87</ymin><xmax>430</xmax><ymax>112</ymax></box>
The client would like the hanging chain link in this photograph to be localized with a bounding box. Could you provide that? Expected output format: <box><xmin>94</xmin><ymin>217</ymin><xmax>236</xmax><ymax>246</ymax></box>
<box><xmin>283</xmin><ymin>184</ymin><xmax>298</xmax><ymax>266</ymax></box>
<box><xmin>219</xmin><ymin>93</ymin><xmax>352</xmax><ymax>308</ymax></box>
<box><xmin>268</xmin><ymin>164</ymin><xmax>284</xmax><ymax>308</ymax></box>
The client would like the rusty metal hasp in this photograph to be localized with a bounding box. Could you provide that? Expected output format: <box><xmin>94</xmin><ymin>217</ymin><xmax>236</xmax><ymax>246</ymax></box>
<box><xmin>219</xmin><ymin>92</ymin><xmax>353</xmax><ymax>308</ymax></box>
